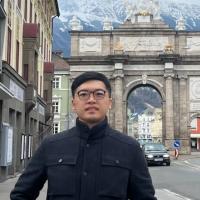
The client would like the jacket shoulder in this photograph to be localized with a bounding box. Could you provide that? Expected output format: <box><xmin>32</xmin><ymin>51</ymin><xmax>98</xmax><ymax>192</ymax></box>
<box><xmin>43</xmin><ymin>127</ymin><xmax>77</xmax><ymax>143</ymax></box>
<box><xmin>107</xmin><ymin>127</ymin><xmax>139</xmax><ymax>146</ymax></box>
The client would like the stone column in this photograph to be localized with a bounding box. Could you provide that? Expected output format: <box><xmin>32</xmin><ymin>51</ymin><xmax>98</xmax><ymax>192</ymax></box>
<box><xmin>179</xmin><ymin>75</ymin><xmax>190</xmax><ymax>154</ymax></box>
<box><xmin>113</xmin><ymin>63</ymin><xmax>124</xmax><ymax>132</ymax></box>
<box><xmin>164</xmin><ymin>72</ymin><xmax>175</xmax><ymax>149</ymax></box>
<box><xmin>159</xmin><ymin>54</ymin><xmax>181</xmax><ymax>151</ymax></box>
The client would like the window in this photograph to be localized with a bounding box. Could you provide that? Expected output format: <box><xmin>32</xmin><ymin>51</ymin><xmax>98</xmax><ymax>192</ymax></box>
<box><xmin>53</xmin><ymin>77</ymin><xmax>61</xmax><ymax>88</ymax></box>
<box><xmin>44</xmin><ymin>0</ymin><xmax>47</xmax><ymax>14</ymax></box>
<box><xmin>47</xmin><ymin>44</ymin><xmax>48</xmax><ymax>61</ymax></box>
<box><xmin>34</xmin><ymin>13</ymin><xmax>37</xmax><ymax>23</ymax></box>
<box><xmin>40</xmin><ymin>75</ymin><xmax>42</xmax><ymax>96</ymax></box>
<box><xmin>21</xmin><ymin>135</ymin><xmax>27</xmax><ymax>160</ymax></box>
<box><xmin>17</xmin><ymin>0</ymin><xmax>21</xmax><ymax>9</ymax></box>
<box><xmin>7</xmin><ymin>27</ymin><xmax>12</xmax><ymax>64</ymax></box>
<box><xmin>28</xmin><ymin>135</ymin><xmax>33</xmax><ymax>158</ymax></box>
<box><xmin>16</xmin><ymin>40</ymin><xmax>19</xmax><ymax>72</ymax></box>
<box><xmin>44</xmin><ymin>38</ymin><xmax>46</xmax><ymax>59</ymax></box>
<box><xmin>24</xmin><ymin>0</ymin><xmax>27</xmax><ymax>21</ymax></box>
<box><xmin>30</xmin><ymin>1</ymin><xmax>32</xmax><ymax>22</ymax></box>
<box><xmin>53</xmin><ymin>123</ymin><xmax>60</xmax><ymax>134</ymax></box>
<box><xmin>52</xmin><ymin>100</ymin><xmax>59</xmax><ymax>113</ymax></box>
<box><xmin>8</xmin><ymin>1</ymin><xmax>12</xmax><ymax>26</ymax></box>
<box><xmin>44</xmin><ymin>90</ymin><xmax>48</xmax><ymax>102</ymax></box>
<box><xmin>41</xmin><ymin>31</ymin><xmax>43</xmax><ymax>54</ymax></box>
<box><xmin>191</xmin><ymin>118</ymin><xmax>197</xmax><ymax>129</ymax></box>
<box><xmin>23</xmin><ymin>64</ymin><xmax>28</xmax><ymax>81</ymax></box>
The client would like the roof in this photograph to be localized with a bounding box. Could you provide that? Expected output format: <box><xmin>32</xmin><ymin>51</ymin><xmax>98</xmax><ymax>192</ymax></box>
<box><xmin>44</xmin><ymin>62</ymin><xmax>54</xmax><ymax>73</ymax></box>
<box><xmin>52</xmin><ymin>53</ymin><xmax>69</xmax><ymax>71</ymax></box>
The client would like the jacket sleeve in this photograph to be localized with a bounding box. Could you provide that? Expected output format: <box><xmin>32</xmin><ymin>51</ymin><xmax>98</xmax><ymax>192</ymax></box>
<box><xmin>128</xmin><ymin>142</ymin><xmax>157</xmax><ymax>200</ymax></box>
<box><xmin>10</xmin><ymin>140</ymin><xmax>47</xmax><ymax>200</ymax></box>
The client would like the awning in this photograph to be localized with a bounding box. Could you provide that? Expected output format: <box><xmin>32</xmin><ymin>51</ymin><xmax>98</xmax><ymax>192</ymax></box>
<box><xmin>0</xmin><ymin>82</ymin><xmax>14</xmax><ymax>99</ymax></box>
<box><xmin>191</xmin><ymin>134</ymin><xmax>200</xmax><ymax>139</ymax></box>
<box><xmin>44</xmin><ymin>62</ymin><xmax>54</xmax><ymax>73</ymax></box>
<box><xmin>23</xmin><ymin>23</ymin><xmax>39</xmax><ymax>38</ymax></box>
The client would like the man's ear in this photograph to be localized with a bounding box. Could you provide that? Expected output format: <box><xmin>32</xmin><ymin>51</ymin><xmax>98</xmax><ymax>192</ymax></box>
<box><xmin>72</xmin><ymin>99</ymin><xmax>76</xmax><ymax>111</ymax></box>
<box><xmin>109</xmin><ymin>98</ymin><xmax>112</xmax><ymax>109</ymax></box>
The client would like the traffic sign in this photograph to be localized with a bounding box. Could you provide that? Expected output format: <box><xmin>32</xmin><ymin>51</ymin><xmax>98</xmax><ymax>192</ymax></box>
<box><xmin>173</xmin><ymin>140</ymin><xmax>181</xmax><ymax>148</ymax></box>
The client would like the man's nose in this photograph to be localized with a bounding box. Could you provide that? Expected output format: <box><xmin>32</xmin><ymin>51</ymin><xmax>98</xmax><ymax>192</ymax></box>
<box><xmin>88</xmin><ymin>93</ymin><xmax>96</xmax><ymax>101</ymax></box>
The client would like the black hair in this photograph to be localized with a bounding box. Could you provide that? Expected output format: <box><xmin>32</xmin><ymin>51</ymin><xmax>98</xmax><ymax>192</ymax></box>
<box><xmin>71</xmin><ymin>71</ymin><xmax>111</xmax><ymax>97</ymax></box>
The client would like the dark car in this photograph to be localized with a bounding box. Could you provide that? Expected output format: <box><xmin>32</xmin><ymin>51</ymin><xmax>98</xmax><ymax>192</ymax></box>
<box><xmin>142</xmin><ymin>143</ymin><xmax>170</xmax><ymax>166</ymax></box>
<box><xmin>137</xmin><ymin>138</ymin><xmax>153</xmax><ymax>148</ymax></box>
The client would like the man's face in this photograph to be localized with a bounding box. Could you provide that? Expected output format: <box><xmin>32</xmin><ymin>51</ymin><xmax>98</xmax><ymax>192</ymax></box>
<box><xmin>72</xmin><ymin>80</ymin><xmax>112</xmax><ymax>127</ymax></box>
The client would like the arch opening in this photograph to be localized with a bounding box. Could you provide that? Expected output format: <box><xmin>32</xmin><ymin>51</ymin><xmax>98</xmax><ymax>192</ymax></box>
<box><xmin>127</xmin><ymin>85</ymin><xmax>163</xmax><ymax>144</ymax></box>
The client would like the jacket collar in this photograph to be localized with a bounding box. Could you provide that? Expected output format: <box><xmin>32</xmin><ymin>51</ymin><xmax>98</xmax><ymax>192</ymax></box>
<box><xmin>76</xmin><ymin>117</ymin><xmax>108</xmax><ymax>140</ymax></box>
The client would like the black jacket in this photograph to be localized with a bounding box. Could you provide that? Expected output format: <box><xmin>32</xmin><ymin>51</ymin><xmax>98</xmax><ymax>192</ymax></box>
<box><xmin>10</xmin><ymin>118</ymin><xmax>157</xmax><ymax>200</ymax></box>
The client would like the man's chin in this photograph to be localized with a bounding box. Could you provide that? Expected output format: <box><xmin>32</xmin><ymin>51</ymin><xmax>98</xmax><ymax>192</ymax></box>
<box><xmin>84</xmin><ymin>116</ymin><xmax>104</xmax><ymax>124</ymax></box>
<box><xmin>85</xmin><ymin>118</ymin><xmax>100</xmax><ymax>124</ymax></box>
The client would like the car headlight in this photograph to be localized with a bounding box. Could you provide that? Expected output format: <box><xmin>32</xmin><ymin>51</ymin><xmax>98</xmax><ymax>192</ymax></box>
<box><xmin>147</xmin><ymin>154</ymin><xmax>154</xmax><ymax>158</ymax></box>
<box><xmin>163</xmin><ymin>154</ymin><xmax>170</xmax><ymax>158</ymax></box>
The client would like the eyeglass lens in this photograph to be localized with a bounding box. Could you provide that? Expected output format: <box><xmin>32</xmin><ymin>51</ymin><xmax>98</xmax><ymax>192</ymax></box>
<box><xmin>77</xmin><ymin>89</ymin><xmax>106</xmax><ymax>100</ymax></box>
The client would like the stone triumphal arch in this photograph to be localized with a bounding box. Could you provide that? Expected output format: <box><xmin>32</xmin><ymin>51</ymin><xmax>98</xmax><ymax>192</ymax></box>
<box><xmin>68</xmin><ymin>2</ymin><xmax>200</xmax><ymax>154</ymax></box>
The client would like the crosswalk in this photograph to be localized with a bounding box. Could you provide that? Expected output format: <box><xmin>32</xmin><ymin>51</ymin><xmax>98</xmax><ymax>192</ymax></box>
<box><xmin>156</xmin><ymin>189</ymin><xmax>193</xmax><ymax>200</ymax></box>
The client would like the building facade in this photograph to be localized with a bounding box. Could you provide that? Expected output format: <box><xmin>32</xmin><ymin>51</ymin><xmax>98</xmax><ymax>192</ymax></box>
<box><xmin>0</xmin><ymin>0</ymin><xmax>59</xmax><ymax>181</ymax></box>
<box><xmin>191</xmin><ymin>117</ymin><xmax>200</xmax><ymax>150</ymax></box>
<box><xmin>52</xmin><ymin>52</ymin><xmax>74</xmax><ymax>134</ymax></box>
<box><xmin>68</xmin><ymin>5</ymin><xmax>200</xmax><ymax>154</ymax></box>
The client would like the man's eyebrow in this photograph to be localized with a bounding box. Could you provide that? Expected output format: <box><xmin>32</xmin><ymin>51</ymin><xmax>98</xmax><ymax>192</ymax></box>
<box><xmin>77</xmin><ymin>88</ymin><xmax>106</xmax><ymax>92</ymax></box>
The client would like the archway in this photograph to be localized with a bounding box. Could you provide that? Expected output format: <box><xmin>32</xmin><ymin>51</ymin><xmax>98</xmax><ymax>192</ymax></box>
<box><xmin>127</xmin><ymin>85</ymin><xmax>163</xmax><ymax>143</ymax></box>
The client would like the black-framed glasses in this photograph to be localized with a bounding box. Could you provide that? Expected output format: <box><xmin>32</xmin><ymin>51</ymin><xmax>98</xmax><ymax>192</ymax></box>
<box><xmin>76</xmin><ymin>89</ymin><xmax>106</xmax><ymax>101</ymax></box>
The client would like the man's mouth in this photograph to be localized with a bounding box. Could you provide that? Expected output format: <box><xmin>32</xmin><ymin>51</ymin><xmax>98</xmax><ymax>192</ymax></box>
<box><xmin>85</xmin><ymin>107</ymin><xmax>98</xmax><ymax>111</ymax></box>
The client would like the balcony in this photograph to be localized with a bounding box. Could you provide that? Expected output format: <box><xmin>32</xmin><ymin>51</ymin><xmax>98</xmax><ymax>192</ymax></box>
<box><xmin>23</xmin><ymin>23</ymin><xmax>40</xmax><ymax>50</ymax></box>
<box><xmin>44</xmin><ymin>62</ymin><xmax>54</xmax><ymax>119</ymax></box>
<box><xmin>25</xmin><ymin>84</ymin><xmax>37</xmax><ymax>112</ymax></box>
<box><xmin>0</xmin><ymin>82</ymin><xmax>14</xmax><ymax>100</ymax></box>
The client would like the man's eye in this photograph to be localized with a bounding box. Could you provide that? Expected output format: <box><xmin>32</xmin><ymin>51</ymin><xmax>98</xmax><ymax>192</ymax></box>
<box><xmin>95</xmin><ymin>91</ymin><xmax>105</xmax><ymax>96</ymax></box>
<box><xmin>79</xmin><ymin>92</ymin><xmax>88</xmax><ymax>97</ymax></box>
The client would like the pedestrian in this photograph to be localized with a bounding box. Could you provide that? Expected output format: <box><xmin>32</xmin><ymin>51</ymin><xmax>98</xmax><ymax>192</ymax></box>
<box><xmin>10</xmin><ymin>71</ymin><xmax>157</xmax><ymax>200</ymax></box>
<box><xmin>175</xmin><ymin>148</ymin><xmax>179</xmax><ymax>159</ymax></box>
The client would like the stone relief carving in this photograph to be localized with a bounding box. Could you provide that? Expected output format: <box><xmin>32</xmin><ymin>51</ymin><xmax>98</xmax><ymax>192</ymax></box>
<box><xmin>120</xmin><ymin>37</ymin><xmax>169</xmax><ymax>51</ymax></box>
<box><xmin>190</xmin><ymin>77</ymin><xmax>200</xmax><ymax>113</ymax></box>
<box><xmin>164</xmin><ymin>73</ymin><xmax>175</xmax><ymax>79</ymax></box>
<box><xmin>186</xmin><ymin>37</ymin><xmax>200</xmax><ymax>52</ymax></box>
<box><xmin>190</xmin><ymin>77</ymin><xmax>200</xmax><ymax>100</ymax></box>
<box><xmin>79</xmin><ymin>37</ymin><xmax>102</xmax><ymax>52</ymax></box>
<box><xmin>142</xmin><ymin>74</ymin><xmax>147</xmax><ymax>84</ymax></box>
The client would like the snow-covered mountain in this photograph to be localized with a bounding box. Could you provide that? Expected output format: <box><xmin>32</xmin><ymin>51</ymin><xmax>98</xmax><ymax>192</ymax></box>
<box><xmin>53</xmin><ymin>0</ymin><xmax>200</xmax><ymax>57</ymax></box>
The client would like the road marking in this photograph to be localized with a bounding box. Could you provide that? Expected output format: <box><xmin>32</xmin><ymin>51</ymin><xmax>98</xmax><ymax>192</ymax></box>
<box><xmin>184</xmin><ymin>160</ymin><xmax>200</xmax><ymax>170</ymax></box>
<box><xmin>174</xmin><ymin>160</ymin><xmax>200</xmax><ymax>171</ymax></box>
<box><xmin>156</xmin><ymin>189</ymin><xmax>193</xmax><ymax>200</ymax></box>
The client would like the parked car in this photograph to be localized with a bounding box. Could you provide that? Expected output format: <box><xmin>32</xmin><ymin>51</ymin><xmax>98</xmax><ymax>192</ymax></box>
<box><xmin>137</xmin><ymin>138</ymin><xmax>153</xmax><ymax>148</ymax></box>
<box><xmin>142</xmin><ymin>143</ymin><xmax>170</xmax><ymax>166</ymax></box>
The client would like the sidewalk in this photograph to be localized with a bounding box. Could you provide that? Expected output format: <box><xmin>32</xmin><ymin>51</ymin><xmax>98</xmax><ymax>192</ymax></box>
<box><xmin>178</xmin><ymin>151</ymin><xmax>200</xmax><ymax>160</ymax></box>
<box><xmin>0</xmin><ymin>174</ymin><xmax>47</xmax><ymax>200</ymax></box>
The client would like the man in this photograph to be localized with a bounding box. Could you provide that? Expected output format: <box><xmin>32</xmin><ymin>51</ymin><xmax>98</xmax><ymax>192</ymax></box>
<box><xmin>11</xmin><ymin>71</ymin><xmax>157</xmax><ymax>200</ymax></box>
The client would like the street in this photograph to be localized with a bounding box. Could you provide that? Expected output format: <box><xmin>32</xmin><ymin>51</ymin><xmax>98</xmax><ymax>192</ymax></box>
<box><xmin>0</xmin><ymin>153</ymin><xmax>200</xmax><ymax>200</ymax></box>
<box><xmin>150</xmin><ymin>154</ymin><xmax>200</xmax><ymax>200</ymax></box>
